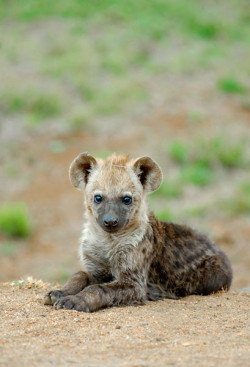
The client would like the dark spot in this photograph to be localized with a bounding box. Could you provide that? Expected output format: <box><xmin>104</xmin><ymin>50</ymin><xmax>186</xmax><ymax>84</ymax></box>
<box><xmin>173</xmin><ymin>261</ymin><xmax>181</xmax><ymax>270</ymax></box>
<box><xmin>153</xmin><ymin>234</ymin><xmax>158</xmax><ymax>244</ymax></box>
<box><xmin>87</xmin><ymin>205</ymin><xmax>93</xmax><ymax>214</ymax></box>
<box><xmin>133</xmin><ymin>269</ymin><xmax>138</xmax><ymax>276</ymax></box>
<box><xmin>173</xmin><ymin>249</ymin><xmax>180</xmax><ymax>259</ymax></box>
<box><xmin>186</xmin><ymin>241</ymin><xmax>195</xmax><ymax>250</ymax></box>
<box><xmin>98</xmin><ymin>285</ymin><xmax>108</xmax><ymax>294</ymax></box>
<box><xmin>199</xmin><ymin>249</ymin><xmax>206</xmax><ymax>257</ymax></box>
<box><xmin>139</xmin><ymin>165</ymin><xmax>151</xmax><ymax>187</ymax></box>
<box><xmin>187</xmin><ymin>254</ymin><xmax>197</xmax><ymax>263</ymax></box>
<box><xmin>146</xmin><ymin>230</ymin><xmax>154</xmax><ymax>243</ymax></box>
<box><xmin>130</xmin><ymin>274</ymin><xmax>138</xmax><ymax>282</ymax></box>
<box><xmin>174</xmin><ymin>224</ymin><xmax>190</xmax><ymax>238</ymax></box>
<box><xmin>154</xmin><ymin>261</ymin><xmax>162</xmax><ymax>273</ymax></box>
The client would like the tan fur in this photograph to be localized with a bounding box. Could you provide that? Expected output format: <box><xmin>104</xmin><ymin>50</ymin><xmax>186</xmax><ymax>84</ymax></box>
<box><xmin>45</xmin><ymin>153</ymin><xmax>232</xmax><ymax>312</ymax></box>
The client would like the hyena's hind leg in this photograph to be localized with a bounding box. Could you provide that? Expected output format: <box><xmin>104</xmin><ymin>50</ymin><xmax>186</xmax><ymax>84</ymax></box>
<box><xmin>195</xmin><ymin>253</ymin><xmax>233</xmax><ymax>295</ymax></box>
<box><xmin>44</xmin><ymin>271</ymin><xmax>90</xmax><ymax>306</ymax></box>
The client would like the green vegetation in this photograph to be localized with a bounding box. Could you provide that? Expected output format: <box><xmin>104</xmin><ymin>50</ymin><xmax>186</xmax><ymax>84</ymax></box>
<box><xmin>156</xmin><ymin>209</ymin><xmax>175</xmax><ymax>222</ymax></box>
<box><xmin>221</xmin><ymin>195</ymin><xmax>250</xmax><ymax>217</ymax></box>
<box><xmin>185</xmin><ymin>206</ymin><xmax>207</xmax><ymax>218</ymax></box>
<box><xmin>187</xmin><ymin>110</ymin><xmax>204</xmax><ymax>124</ymax></box>
<box><xmin>47</xmin><ymin>140</ymin><xmax>66</xmax><ymax>154</ymax></box>
<box><xmin>4</xmin><ymin>163</ymin><xmax>19</xmax><ymax>177</ymax></box>
<box><xmin>11</xmin><ymin>280</ymin><xmax>25</xmax><ymax>287</ymax></box>
<box><xmin>0</xmin><ymin>203</ymin><xmax>32</xmax><ymax>238</ymax></box>
<box><xmin>54</xmin><ymin>271</ymin><xmax>73</xmax><ymax>284</ymax></box>
<box><xmin>180</xmin><ymin>162</ymin><xmax>213</xmax><ymax>186</ymax></box>
<box><xmin>169</xmin><ymin>141</ymin><xmax>188</xmax><ymax>165</ymax></box>
<box><xmin>210</xmin><ymin>137</ymin><xmax>246</xmax><ymax>168</ymax></box>
<box><xmin>0</xmin><ymin>87</ymin><xmax>63</xmax><ymax>119</ymax></box>
<box><xmin>220</xmin><ymin>181</ymin><xmax>250</xmax><ymax>217</ymax></box>
<box><xmin>168</xmin><ymin>136</ymin><xmax>247</xmax><ymax>177</ymax></box>
<box><xmin>218</xmin><ymin>78</ymin><xmax>246</xmax><ymax>94</ymax></box>
<box><xmin>69</xmin><ymin>108</ymin><xmax>92</xmax><ymax>131</ymax></box>
<box><xmin>1</xmin><ymin>0</ymin><xmax>249</xmax><ymax>43</ymax></box>
<box><xmin>152</xmin><ymin>180</ymin><xmax>182</xmax><ymax>198</ymax></box>
<box><xmin>0</xmin><ymin>242</ymin><xmax>16</xmax><ymax>257</ymax></box>
<box><xmin>0</xmin><ymin>0</ymin><xmax>249</xmax><ymax>131</ymax></box>
<box><xmin>164</xmin><ymin>135</ymin><xmax>248</xmax><ymax>193</ymax></box>
<box><xmin>91</xmin><ymin>149</ymin><xmax>114</xmax><ymax>159</ymax></box>
<box><xmin>11</xmin><ymin>277</ymin><xmax>46</xmax><ymax>289</ymax></box>
<box><xmin>240</xmin><ymin>182</ymin><xmax>250</xmax><ymax>195</ymax></box>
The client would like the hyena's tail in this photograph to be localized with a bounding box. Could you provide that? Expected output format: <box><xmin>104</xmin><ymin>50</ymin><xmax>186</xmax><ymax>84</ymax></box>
<box><xmin>196</xmin><ymin>252</ymin><xmax>233</xmax><ymax>295</ymax></box>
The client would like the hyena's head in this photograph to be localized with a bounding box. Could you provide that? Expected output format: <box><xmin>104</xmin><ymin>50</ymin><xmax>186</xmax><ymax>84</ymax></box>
<box><xmin>69</xmin><ymin>153</ymin><xmax>162</xmax><ymax>234</ymax></box>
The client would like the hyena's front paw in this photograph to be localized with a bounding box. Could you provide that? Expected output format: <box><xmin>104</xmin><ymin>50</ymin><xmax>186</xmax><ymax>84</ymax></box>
<box><xmin>54</xmin><ymin>295</ymin><xmax>91</xmax><ymax>312</ymax></box>
<box><xmin>44</xmin><ymin>290</ymin><xmax>67</xmax><ymax>306</ymax></box>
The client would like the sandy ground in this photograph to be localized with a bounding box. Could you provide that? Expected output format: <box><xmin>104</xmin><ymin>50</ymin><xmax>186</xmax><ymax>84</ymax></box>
<box><xmin>0</xmin><ymin>281</ymin><xmax>249</xmax><ymax>367</ymax></box>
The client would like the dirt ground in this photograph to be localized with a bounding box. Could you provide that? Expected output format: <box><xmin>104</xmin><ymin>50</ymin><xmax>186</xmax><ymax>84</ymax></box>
<box><xmin>0</xmin><ymin>281</ymin><xmax>249</xmax><ymax>367</ymax></box>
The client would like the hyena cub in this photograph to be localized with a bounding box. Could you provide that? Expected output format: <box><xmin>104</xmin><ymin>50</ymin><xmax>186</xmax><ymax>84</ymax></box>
<box><xmin>45</xmin><ymin>153</ymin><xmax>232</xmax><ymax>312</ymax></box>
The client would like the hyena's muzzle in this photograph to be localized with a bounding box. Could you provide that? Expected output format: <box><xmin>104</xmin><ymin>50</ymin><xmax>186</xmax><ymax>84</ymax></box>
<box><xmin>95</xmin><ymin>199</ymin><xmax>131</xmax><ymax>233</ymax></box>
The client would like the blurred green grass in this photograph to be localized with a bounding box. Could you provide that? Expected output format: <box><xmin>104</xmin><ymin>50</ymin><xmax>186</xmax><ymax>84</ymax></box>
<box><xmin>0</xmin><ymin>0</ymin><xmax>249</xmax><ymax>131</ymax></box>
<box><xmin>0</xmin><ymin>203</ymin><xmax>32</xmax><ymax>239</ymax></box>
<box><xmin>218</xmin><ymin>77</ymin><xmax>246</xmax><ymax>94</ymax></box>
<box><xmin>151</xmin><ymin>180</ymin><xmax>183</xmax><ymax>199</ymax></box>
<box><xmin>1</xmin><ymin>0</ymin><xmax>249</xmax><ymax>42</ymax></box>
<box><xmin>169</xmin><ymin>136</ymin><xmax>247</xmax><ymax>171</ymax></box>
<box><xmin>219</xmin><ymin>182</ymin><xmax>250</xmax><ymax>217</ymax></box>
<box><xmin>152</xmin><ymin>135</ymin><xmax>249</xmax><ymax>222</ymax></box>
<box><xmin>0</xmin><ymin>86</ymin><xmax>64</xmax><ymax>119</ymax></box>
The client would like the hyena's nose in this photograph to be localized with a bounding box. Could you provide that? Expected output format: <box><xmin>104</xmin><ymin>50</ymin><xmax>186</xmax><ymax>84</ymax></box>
<box><xmin>103</xmin><ymin>215</ymin><xmax>119</xmax><ymax>227</ymax></box>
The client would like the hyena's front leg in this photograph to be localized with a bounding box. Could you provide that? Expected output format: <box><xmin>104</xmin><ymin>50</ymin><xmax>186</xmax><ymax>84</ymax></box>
<box><xmin>44</xmin><ymin>271</ymin><xmax>90</xmax><ymax>306</ymax></box>
<box><xmin>54</xmin><ymin>249</ymin><xmax>149</xmax><ymax>312</ymax></box>
<box><xmin>54</xmin><ymin>278</ymin><xmax>147</xmax><ymax>312</ymax></box>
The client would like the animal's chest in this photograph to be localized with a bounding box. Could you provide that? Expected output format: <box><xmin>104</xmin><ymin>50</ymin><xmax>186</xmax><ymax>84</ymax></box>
<box><xmin>79</xmin><ymin>224</ymin><xmax>146</xmax><ymax>278</ymax></box>
<box><xmin>87</xmin><ymin>241</ymin><xmax>111</xmax><ymax>264</ymax></box>
<box><xmin>79</xmin><ymin>228</ymin><xmax>114</xmax><ymax>276</ymax></box>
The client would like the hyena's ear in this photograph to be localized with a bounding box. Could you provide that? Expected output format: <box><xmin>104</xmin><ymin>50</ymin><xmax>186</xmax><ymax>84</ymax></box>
<box><xmin>69</xmin><ymin>152</ymin><xmax>97</xmax><ymax>190</ymax></box>
<box><xmin>133</xmin><ymin>156</ymin><xmax>163</xmax><ymax>192</ymax></box>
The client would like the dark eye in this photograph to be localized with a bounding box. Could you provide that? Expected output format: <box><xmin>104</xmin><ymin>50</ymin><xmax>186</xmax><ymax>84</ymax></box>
<box><xmin>94</xmin><ymin>195</ymin><xmax>103</xmax><ymax>203</ymax></box>
<box><xmin>122</xmin><ymin>196</ymin><xmax>132</xmax><ymax>205</ymax></box>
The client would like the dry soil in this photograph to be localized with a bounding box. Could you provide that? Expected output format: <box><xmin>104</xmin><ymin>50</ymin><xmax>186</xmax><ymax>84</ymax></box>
<box><xmin>0</xmin><ymin>281</ymin><xmax>249</xmax><ymax>367</ymax></box>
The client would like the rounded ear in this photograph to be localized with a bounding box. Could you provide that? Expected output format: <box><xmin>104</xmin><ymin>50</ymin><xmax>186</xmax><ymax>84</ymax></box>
<box><xmin>69</xmin><ymin>152</ymin><xmax>97</xmax><ymax>190</ymax></box>
<box><xmin>133</xmin><ymin>156</ymin><xmax>163</xmax><ymax>192</ymax></box>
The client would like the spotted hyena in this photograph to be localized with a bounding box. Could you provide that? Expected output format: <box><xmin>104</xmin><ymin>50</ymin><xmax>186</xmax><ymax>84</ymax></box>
<box><xmin>44</xmin><ymin>153</ymin><xmax>232</xmax><ymax>312</ymax></box>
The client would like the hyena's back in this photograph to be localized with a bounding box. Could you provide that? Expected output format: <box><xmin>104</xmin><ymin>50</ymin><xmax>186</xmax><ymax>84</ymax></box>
<box><xmin>146</xmin><ymin>215</ymin><xmax>233</xmax><ymax>300</ymax></box>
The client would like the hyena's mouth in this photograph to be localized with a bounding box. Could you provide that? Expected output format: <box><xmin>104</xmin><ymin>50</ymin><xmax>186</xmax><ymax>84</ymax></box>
<box><xmin>98</xmin><ymin>217</ymin><xmax>130</xmax><ymax>234</ymax></box>
<box><xmin>103</xmin><ymin>226</ymin><xmax>120</xmax><ymax>233</ymax></box>
<box><xmin>101</xmin><ymin>221</ymin><xmax>124</xmax><ymax>233</ymax></box>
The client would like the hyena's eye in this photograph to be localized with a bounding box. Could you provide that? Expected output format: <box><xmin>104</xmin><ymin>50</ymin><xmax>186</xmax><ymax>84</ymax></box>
<box><xmin>94</xmin><ymin>195</ymin><xmax>103</xmax><ymax>203</ymax></box>
<box><xmin>122</xmin><ymin>196</ymin><xmax>132</xmax><ymax>205</ymax></box>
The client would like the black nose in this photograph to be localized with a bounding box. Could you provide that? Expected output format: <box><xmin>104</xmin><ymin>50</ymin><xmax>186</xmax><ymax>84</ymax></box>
<box><xmin>103</xmin><ymin>215</ymin><xmax>119</xmax><ymax>227</ymax></box>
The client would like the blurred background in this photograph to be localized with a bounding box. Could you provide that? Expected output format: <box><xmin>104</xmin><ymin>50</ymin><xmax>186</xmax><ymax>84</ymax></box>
<box><xmin>0</xmin><ymin>0</ymin><xmax>249</xmax><ymax>288</ymax></box>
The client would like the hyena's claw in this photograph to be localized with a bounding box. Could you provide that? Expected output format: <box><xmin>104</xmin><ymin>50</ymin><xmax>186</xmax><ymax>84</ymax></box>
<box><xmin>54</xmin><ymin>295</ymin><xmax>91</xmax><ymax>312</ymax></box>
<box><xmin>44</xmin><ymin>290</ymin><xmax>65</xmax><ymax>306</ymax></box>
<box><xmin>54</xmin><ymin>296</ymin><xmax>76</xmax><ymax>310</ymax></box>
<box><xmin>53</xmin><ymin>299</ymin><xmax>64</xmax><ymax>310</ymax></box>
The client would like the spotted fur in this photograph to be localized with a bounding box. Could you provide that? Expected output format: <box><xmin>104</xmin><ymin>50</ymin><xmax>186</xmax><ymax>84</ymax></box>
<box><xmin>45</xmin><ymin>153</ymin><xmax>232</xmax><ymax>312</ymax></box>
